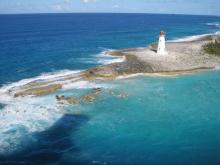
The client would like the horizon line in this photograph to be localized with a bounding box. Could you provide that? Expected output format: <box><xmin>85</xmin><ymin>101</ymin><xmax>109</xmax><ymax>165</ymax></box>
<box><xmin>0</xmin><ymin>12</ymin><xmax>219</xmax><ymax>17</ymax></box>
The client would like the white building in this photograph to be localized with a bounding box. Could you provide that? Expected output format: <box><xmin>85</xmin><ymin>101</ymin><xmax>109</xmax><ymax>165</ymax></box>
<box><xmin>157</xmin><ymin>31</ymin><xmax>167</xmax><ymax>55</ymax></box>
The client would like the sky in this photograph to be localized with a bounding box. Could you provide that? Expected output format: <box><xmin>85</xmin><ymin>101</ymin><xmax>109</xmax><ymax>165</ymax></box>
<box><xmin>0</xmin><ymin>0</ymin><xmax>219</xmax><ymax>16</ymax></box>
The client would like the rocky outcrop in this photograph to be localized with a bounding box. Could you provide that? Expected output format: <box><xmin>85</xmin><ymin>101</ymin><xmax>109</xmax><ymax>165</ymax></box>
<box><xmin>81</xmin><ymin>54</ymin><xmax>154</xmax><ymax>80</ymax></box>
<box><xmin>14</xmin><ymin>84</ymin><xmax>62</xmax><ymax>97</ymax></box>
<box><xmin>56</xmin><ymin>88</ymin><xmax>102</xmax><ymax>104</ymax></box>
<box><xmin>8</xmin><ymin>34</ymin><xmax>220</xmax><ymax>98</ymax></box>
<box><xmin>55</xmin><ymin>88</ymin><xmax>128</xmax><ymax>105</ymax></box>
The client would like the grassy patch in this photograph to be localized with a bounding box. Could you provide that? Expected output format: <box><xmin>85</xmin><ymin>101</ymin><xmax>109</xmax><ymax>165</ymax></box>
<box><xmin>203</xmin><ymin>39</ymin><xmax>220</xmax><ymax>55</ymax></box>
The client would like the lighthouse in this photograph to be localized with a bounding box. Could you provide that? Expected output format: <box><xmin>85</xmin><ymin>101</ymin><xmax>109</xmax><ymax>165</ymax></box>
<box><xmin>157</xmin><ymin>31</ymin><xmax>167</xmax><ymax>55</ymax></box>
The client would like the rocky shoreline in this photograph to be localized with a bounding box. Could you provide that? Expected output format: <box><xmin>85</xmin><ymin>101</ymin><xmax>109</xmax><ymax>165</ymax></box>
<box><xmin>7</xmin><ymin>34</ymin><xmax>220</xmax><ymax>98</ymax></box>
<box><xmin>55</xmin><ymin>88</ymin><xmax>128</xmax><ymax>105</ymax></box>
<box><xmin>83</xmin><ymin>35</ymin><xmax>220</xmax><ymax>80</ymax></box>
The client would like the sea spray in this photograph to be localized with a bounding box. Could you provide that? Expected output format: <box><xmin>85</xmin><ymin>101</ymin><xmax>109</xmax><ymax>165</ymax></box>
<box><xmin>169</xmin><ymin>32</ymin><xmax>220</xmax><ymax>42</ymax></box>
<box><xmin>0</xmin><ymin>70</ymin><xmax>82</xmax><ymax>95</ymax></box>
<box><xmin>95</xmin><ymin>50</ymin><xmax>125</xmax><ymax>65</ymax></box>
<box><xmin>73</xmin><ymin>49</ymin><xmax>125</xmax><ymax>65</ymax></box>
<box><xmin>0</xmin><ymin>69</ymin><xmax>114</xmax><ymax>155</ymax></box>
<box><xmin>0</xmin><ymin>95</ymin><xmax>63</xmax><ymax>155</ymax></box>
<box><xmin>169</xmin><ymin>22</ymin><xmax>220</xmax><ymax>43</ymax></box>
<box><xmin>206</xmin><ymin>22</ymin><xmax>220</xmax><ymax>28</ymax></box>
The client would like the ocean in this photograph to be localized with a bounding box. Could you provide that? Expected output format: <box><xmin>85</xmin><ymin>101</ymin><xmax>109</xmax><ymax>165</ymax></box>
<box><xmin>0</xmin><ymin>13</ymin><xmax>220</xmax><ymax>165</ymax></box>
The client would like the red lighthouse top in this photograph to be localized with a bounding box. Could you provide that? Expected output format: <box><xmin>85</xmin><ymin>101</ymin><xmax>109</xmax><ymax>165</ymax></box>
<box><xmin>160</xmin><ymin>31</ymin><xmax>165</xmax><ymax>36</ymax></box>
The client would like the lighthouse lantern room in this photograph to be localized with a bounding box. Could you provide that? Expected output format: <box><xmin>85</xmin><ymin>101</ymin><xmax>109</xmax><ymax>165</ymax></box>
<box><xmin>157</xmin><ymin>31</ymin><xmax>167</xmax><ymax>55</ymax></box>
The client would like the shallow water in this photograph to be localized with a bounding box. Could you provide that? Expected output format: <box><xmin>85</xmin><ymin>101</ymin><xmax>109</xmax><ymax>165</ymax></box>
<box><xmin>1</xmin><ymin>71</ymin><xmax>220</xmax><ymax>164</ymax></box>
<box><xmin>68</xmin><ymin>71</ymin><xmax>220</xmax><ymax>165</ymax></box>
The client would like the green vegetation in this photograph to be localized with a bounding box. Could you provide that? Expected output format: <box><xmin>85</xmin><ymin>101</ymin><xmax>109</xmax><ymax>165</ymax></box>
<box><xmin>203</xmin><ymin>39</ymin><xmax>220</xmax><ymax>55</ymax></box>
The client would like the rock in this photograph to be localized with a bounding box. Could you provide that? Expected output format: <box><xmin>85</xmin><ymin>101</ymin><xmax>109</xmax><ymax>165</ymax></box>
<box><xmin>55</xmin><ymin>88</ymin><xmax>103</xmax><ymax>105</ymax></box>
<box><xmin>108</xmin><ymin>90</ymin><xmax>128</xmax><ymax>99</ymax></box>
<box><xmin>56</xmin><ymin>95</ymin><xmax>80</xmax><ymax>105</ymax></box>
<box><xmin>66</xmin><ymin>97</ymin><xmax>80</xmax><ymax>104</ymax></box>
<box><xmin>80</xmin><ymin>95</ymin><xmax>96</xmax><ymax>103</ymax></box>
<box><xmin>55</xmin><ymin>95</ymin><xmax>60</xmax><ymax>101</ymax></box>
<box><xmin>9</xmin><ymin>34</ymin><xmax>220</xmax><ymax>98</ymax></box>
<box><xmin>14</xmin><ymin>84</ymin><xmax>62</xmax><ymax>97</ymax></box>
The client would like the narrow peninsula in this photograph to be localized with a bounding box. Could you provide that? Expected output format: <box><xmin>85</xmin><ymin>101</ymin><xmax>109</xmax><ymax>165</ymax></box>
<box><xmin>7</xmin><ymin>33</ymin><xmax>220</xmax><ymax>97</ymax></box>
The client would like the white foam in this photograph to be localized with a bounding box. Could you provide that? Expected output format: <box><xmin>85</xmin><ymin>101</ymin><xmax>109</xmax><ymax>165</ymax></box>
<box><xmin>0</xmin><ymin>65</ymin><xmax>115</xmax><ymax>103</ymax></box>
<box><xmin>170</xmin><ymin>33</ymin><xmax>211</xmax><ymax>42</ymax></box>
<box><xmin>214</xmin><ymin>67</ymin><xmax>220</xmax><ymax>70</ymax></box>
<box><xmin>0</xmin><ymin>70</ymin><xmax>82</xmax><ymax>94</ymax></box>
<box><xmin>206</xmin><ymin>22</ymin><xmax>220</xmax><ymax>28</ymax></box>
<box><xmin>116</xmin><ymin>73</ymin><xmax>145</xmax><ymax>80</ymax></box>
<box><xmin>170</xmin><ymin>22</ymin><xmax>220</xmax><ymax>43</ymax></box>
<box><xmin>62</xmin><ymin>80</ymin><xmax>110</xmax><ymax>90</ymax></box>
<box><xmin>70</xmin><ymin>49</ymin><xmax>125</xmax><ymax>65</ymax></box>
<box><xmin>0</xmin><ymin>67</ymin><xmax>115</xmax><ymax>155</ymax></box>
<box><xmin>0</xmin><ymin>69</ymin><xmax>85</xmax><ymax>155</ymax></box>
<box><xmin>74</xmin><ymin>57</ymin><xmax>98</xmax><ymax>64</ymax></box>
<box><xmin>94</xmin><ymin>50</ymin><xmax>125</xmax><ymax>65</ymax></box>
<box><xmin>0</xmin><ymin>95</ymin><xmax>63</xmax><ymax>155</ymax></box>
<box><xmin>169</xmin><ymin>31</ymin><xmax>220</xmax><ymax>43</ymax></box>
<box><xmin>98</xmin><ymin>56</ymin><xmax>125</xmax><ymax>65</ymax></box>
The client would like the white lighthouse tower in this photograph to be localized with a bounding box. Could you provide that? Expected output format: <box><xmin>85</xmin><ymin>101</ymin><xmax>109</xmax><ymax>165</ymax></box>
<box><xmin>157</xmin><ymin>31</ymin><xmax>167</xmax><ymax>55</ymax></box>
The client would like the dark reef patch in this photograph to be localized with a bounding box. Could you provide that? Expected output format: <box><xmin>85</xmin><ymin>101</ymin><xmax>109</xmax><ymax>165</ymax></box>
<box><xmin>0</xmin><ymin>103</ymin><xmax>5</xmax><ymax>110</ymax></box>
<box><xmin>0</xmin><ymin>114</ymin><xmax>90</xmax><ymax>165</ymax></box>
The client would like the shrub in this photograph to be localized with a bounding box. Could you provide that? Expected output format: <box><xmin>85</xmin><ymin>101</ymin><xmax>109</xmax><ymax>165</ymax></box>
<box><xmin>203</xmin><ymin>39</ymin><xmax>220</xmax><ymax>55</ymax></box>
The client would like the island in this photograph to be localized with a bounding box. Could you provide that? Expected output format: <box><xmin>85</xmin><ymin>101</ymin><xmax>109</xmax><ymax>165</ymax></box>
<box><xmin>7</xmin><ymin>34</ymin><xmax>220</xmax><ymax>98</ymax></box>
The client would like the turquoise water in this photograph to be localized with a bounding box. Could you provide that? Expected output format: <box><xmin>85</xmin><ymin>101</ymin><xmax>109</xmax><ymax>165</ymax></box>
<box><xmin>2</xmin><ymin>71</ymin><xmax>220</xmax><ymax>164</ymax></box>
<box><xmin>0</xmin><ymin>14</ymin><xmax>220</xmax><ymax>164</ymax></box>
<box><xmin>69</xmin><ymin>71</ymin><xmax>220</xmax><ymax>164</ymax></box>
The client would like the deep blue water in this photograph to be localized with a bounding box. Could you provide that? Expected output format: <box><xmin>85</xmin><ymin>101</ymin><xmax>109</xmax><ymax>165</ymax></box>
<box><xmin>0</xmin><ymin>13</ymin><xmax>220</xmax><ymax>165</ymax></box>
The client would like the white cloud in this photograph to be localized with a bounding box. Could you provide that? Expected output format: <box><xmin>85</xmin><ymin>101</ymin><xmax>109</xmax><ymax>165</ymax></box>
<box><xmin>82</xmin><ymin>0</ymin><xmax>97</xmax><ymax>3</ymax></box>
<box><xmin>51</xmin><ymin>1</ymin><xmax>73</xmax><ymax>12</ymax></box>
<box><xmin>51</xmin><ymin>4</ymin><xmax>63</xmax><ymax>11</ymax></box>
<box><xmin>64</xmin><ymin>0</ymin><xmax>71</xmax><ymax>3</ymax></box>
<box><xmin>113</xmin><ymin>4</ymin><xmax>119</xmax><ymax>8</ymax></box>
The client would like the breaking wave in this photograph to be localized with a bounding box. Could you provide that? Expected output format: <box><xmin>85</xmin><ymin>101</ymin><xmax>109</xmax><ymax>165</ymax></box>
<box><xmin>170</xmin><ymin>31</ymin><xmax>220</xmax><ymax>43</ymax></box>
<box><xmin>206</xmin><ymin>22</ymin><xmax>220</xmax><ymax>28</ymax></box>
<box><xmin>68</xmin><ymin>49</ymin><xmax>125</xmax><ymax>66</ymax></box>
<box><xmin>170</xmin><ymin>22</ymin><xmax>220</xmax><ymax>43</ymax></box>
<box><xmin>0</xmin><ymin>68</ymin><xmax>112</xmax><ymax>156</ymax></box>
<box><xmin>0</xmin><ymin>94</ymin><xmax>63</xmax><ymax>155</ymax></box>
<box><xmin>94</xmin><ymin>50</ymin><xmax>125</xmax><ymax>65</ymax></box>
<box><xmin>0</xmin><ymin>70</ymin><xmax>81</xmax><ymax>96</ymax></box>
